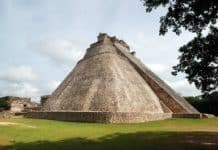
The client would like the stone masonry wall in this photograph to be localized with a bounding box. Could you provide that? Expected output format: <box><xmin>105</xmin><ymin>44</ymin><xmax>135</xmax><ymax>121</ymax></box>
<box><xmin>0</xmin><ymin>96</ymin><xmax>39</xmax><ymax>113</ymax></box>
<box><xmin>113</xmin><ymin>41</ymin><xmax>198</xmax><ymax>113</ymax></box>
<box><xmin>25</xmin><ymin>111</ymin><xmax>172</xmax><ymax>123</ymax></box>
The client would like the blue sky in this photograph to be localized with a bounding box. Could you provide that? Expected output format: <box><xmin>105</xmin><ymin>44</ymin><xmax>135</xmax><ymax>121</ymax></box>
<box><xmin>0</xmin><ymin>0</ymin><xmax>200</xmax><ymax>101</ymax></box>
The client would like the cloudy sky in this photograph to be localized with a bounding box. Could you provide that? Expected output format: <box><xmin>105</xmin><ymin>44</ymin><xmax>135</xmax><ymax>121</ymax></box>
<box><xmin>0</xmin><ymin>0</ymin><xmax>201</xmax><ymax>101</ymax></box>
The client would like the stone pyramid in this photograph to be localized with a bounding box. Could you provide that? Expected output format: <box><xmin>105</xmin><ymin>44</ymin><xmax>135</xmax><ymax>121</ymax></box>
<box><xmin>27</xmin><ymin>33</ymin><xmax>200</xmax><ymax>123</ymax></box>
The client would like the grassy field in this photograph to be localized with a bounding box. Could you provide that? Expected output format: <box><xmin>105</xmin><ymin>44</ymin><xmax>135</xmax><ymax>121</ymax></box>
<box><xmin>0</xmin><ymin>117</ymin><xmax>218</xmax><ymax>150</ymax></box>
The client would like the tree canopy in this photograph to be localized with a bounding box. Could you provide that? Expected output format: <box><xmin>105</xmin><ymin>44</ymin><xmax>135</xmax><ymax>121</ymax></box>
<box><xmin>142</xmin><ymin>0</ymin><xmax>218</xmax><ymax>94</ymax></box>
<box><xmin>185</xmin><ymin>91</ymin><xmax>218</xmax><ymax>115</ymax></box>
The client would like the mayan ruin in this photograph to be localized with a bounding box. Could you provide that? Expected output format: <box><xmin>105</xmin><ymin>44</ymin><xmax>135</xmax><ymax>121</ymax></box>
<box><xmin>1</xmin><ymin>1</ymin><xmax>218</xmax><ymax>149</ymax></box>
<box><xmin>23</xmin><ymin>33</ymin><xmax>208</xmax><ymax>123</ymax></box>
<box><xmin>0</xmin><ymin>96</ymin><xmax>39</xmax><ymax>117</ymax></box>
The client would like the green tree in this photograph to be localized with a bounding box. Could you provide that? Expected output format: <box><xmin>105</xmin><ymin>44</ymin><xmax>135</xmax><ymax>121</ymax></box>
<box><xmin>142</xmin><ymin>0</ymin><xmax>218</xmax><ymax>94</ymax></box>
<box><xmin>185</xmin><ymin>91</ymin><xmax>218</xmax><ymax>115</ymax></box>
<box><xmin>0</xmin><ymin>100</ymin><xmax>10</xmax><ymax>110</ymax></box>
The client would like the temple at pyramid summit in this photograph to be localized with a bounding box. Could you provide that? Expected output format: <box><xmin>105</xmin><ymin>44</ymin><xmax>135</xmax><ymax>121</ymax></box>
<box><xmin>25</xmin><ymin>33</ymin><xmax>210</xmax><ymax>123</ymax></box>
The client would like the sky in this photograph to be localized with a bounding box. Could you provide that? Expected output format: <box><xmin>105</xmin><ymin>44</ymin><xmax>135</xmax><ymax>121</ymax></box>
<box><xmin>0</xmin><ymin>0</ymin><xmax>201</xmax><ymax>102</ymax></box>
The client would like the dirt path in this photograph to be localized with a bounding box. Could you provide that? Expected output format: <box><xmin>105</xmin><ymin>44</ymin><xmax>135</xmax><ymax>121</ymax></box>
<box><xmin>0</xmin><ymin>122</ymin><xmax>18</xmax><ymax>126</ymax></box>
<box><xmin>0</xmin><ymin>122</ymin><xmax>36</xmax><ymax>128</ymax></box>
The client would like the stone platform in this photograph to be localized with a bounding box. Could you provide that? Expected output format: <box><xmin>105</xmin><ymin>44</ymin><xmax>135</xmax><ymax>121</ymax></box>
<box><xmin>24</xmin><ymin>111</ymin><xmax>213</xmax><ymax>123</ymax></box>
<box><xmin>172</xmin><ymin>113</ymin><xmax>214</xmax><ymax>119</ymax></box>
<box><xmin>24</xmin><ymin>111</ymin><xmax>172</xmax><ymax>123</ymax></box>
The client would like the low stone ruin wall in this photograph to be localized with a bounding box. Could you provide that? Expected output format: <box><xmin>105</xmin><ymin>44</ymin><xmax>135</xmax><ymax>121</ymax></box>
<box><xmin>0</xmin><ymin>111</ymin><xmax>14</xmax><ymax>118</ymax></box>
<box><xmin>172</xmin><ymin>113</ymin><xmax>214</xmax><ymax>119</ymax></box>
<box><xmin>24</xmin><ymin>112</ymin><xmax>173</xmax><ymax>123</ymax></box>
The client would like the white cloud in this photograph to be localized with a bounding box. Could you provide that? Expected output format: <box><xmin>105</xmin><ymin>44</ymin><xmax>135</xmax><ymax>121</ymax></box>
<box><xmin>146</xmin><ymin>63</ymin><xmax>201</xmax><ymax>96</ymax></box>
<box><xmin>0</xmin><ymin>82</ymin><xmax>39</xmax><ymax>100</ymax></box>
<box><xmin>0</xmin><ymin>66</ymin><xmax>37</xmax><ymax>82</ymax></box>
<box><xmin>33</xmin><ymin>39</ymin><xmax>85</xmax><ymax>64</ymax></box>
<box><xmin>167</xmin><ymin>80</ymin><xmax>201</xmax><ymax>96</ymax></box>
<box><xmin>147</xmin><ymin>64</ymin><xmax>169</xmax><ymax>74</ymax></box>
<box><xmin>0</xmin><ymin>65</ymin><xmax>40</xmax><ymax>100</ymax></box>
<box><xmin>126</xmin><ymin>31</ymin><xmax>195</xmax><ymax>65</ymax></box>
<box><xmin>47</xmin><ymin>81</ymin><xmax>60</xmax><ymax>91</ymax></box>
<box><xmin>146</xmin><ymin>63</ymin><xmax>177</xmax><ymax>82</ymax></box>
<box><xmin>35</xmin><ymin>81</ymin><xmax>61</xmax><ymax>97</ymax></box>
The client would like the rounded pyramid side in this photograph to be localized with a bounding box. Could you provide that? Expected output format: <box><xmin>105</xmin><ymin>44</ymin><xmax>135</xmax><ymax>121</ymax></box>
<box><xmin>42</xmin><ymin>35</ymin><xmax>164</xmax><ymax>113</ymax></box>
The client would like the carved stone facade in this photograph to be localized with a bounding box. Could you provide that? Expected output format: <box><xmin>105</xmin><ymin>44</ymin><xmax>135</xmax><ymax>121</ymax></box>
<box><xmin>0</xmin><ymin>96</ymin><xmax>39</xmax><ymax>115</ymax></box>
<box><xmin>25</xmin><ymin>112</ymin><xmax>172</xmax><ymax>123</ymax></box>
<box><xmin>40</xmin><ymin>95</ymin><xmax>51</xmax><ymax>106</ymax></box>
<box><xmin>26</xmin><ymin>33</ymin><xmax>202</xmax><ymax>123</ymax></box>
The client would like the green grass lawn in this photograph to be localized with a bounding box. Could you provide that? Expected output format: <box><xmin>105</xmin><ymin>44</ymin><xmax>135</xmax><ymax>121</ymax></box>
<box><xmin>0</xmin><ymin>117</ymin><xmax>218</xmax><ymax>150</ymax></box>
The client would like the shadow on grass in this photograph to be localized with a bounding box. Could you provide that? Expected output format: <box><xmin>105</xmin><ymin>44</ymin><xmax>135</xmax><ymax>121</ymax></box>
<box><xmin>5</xmin><ymin>131</ymin><xmax>218</xmax><ymax>150</ymax></box>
